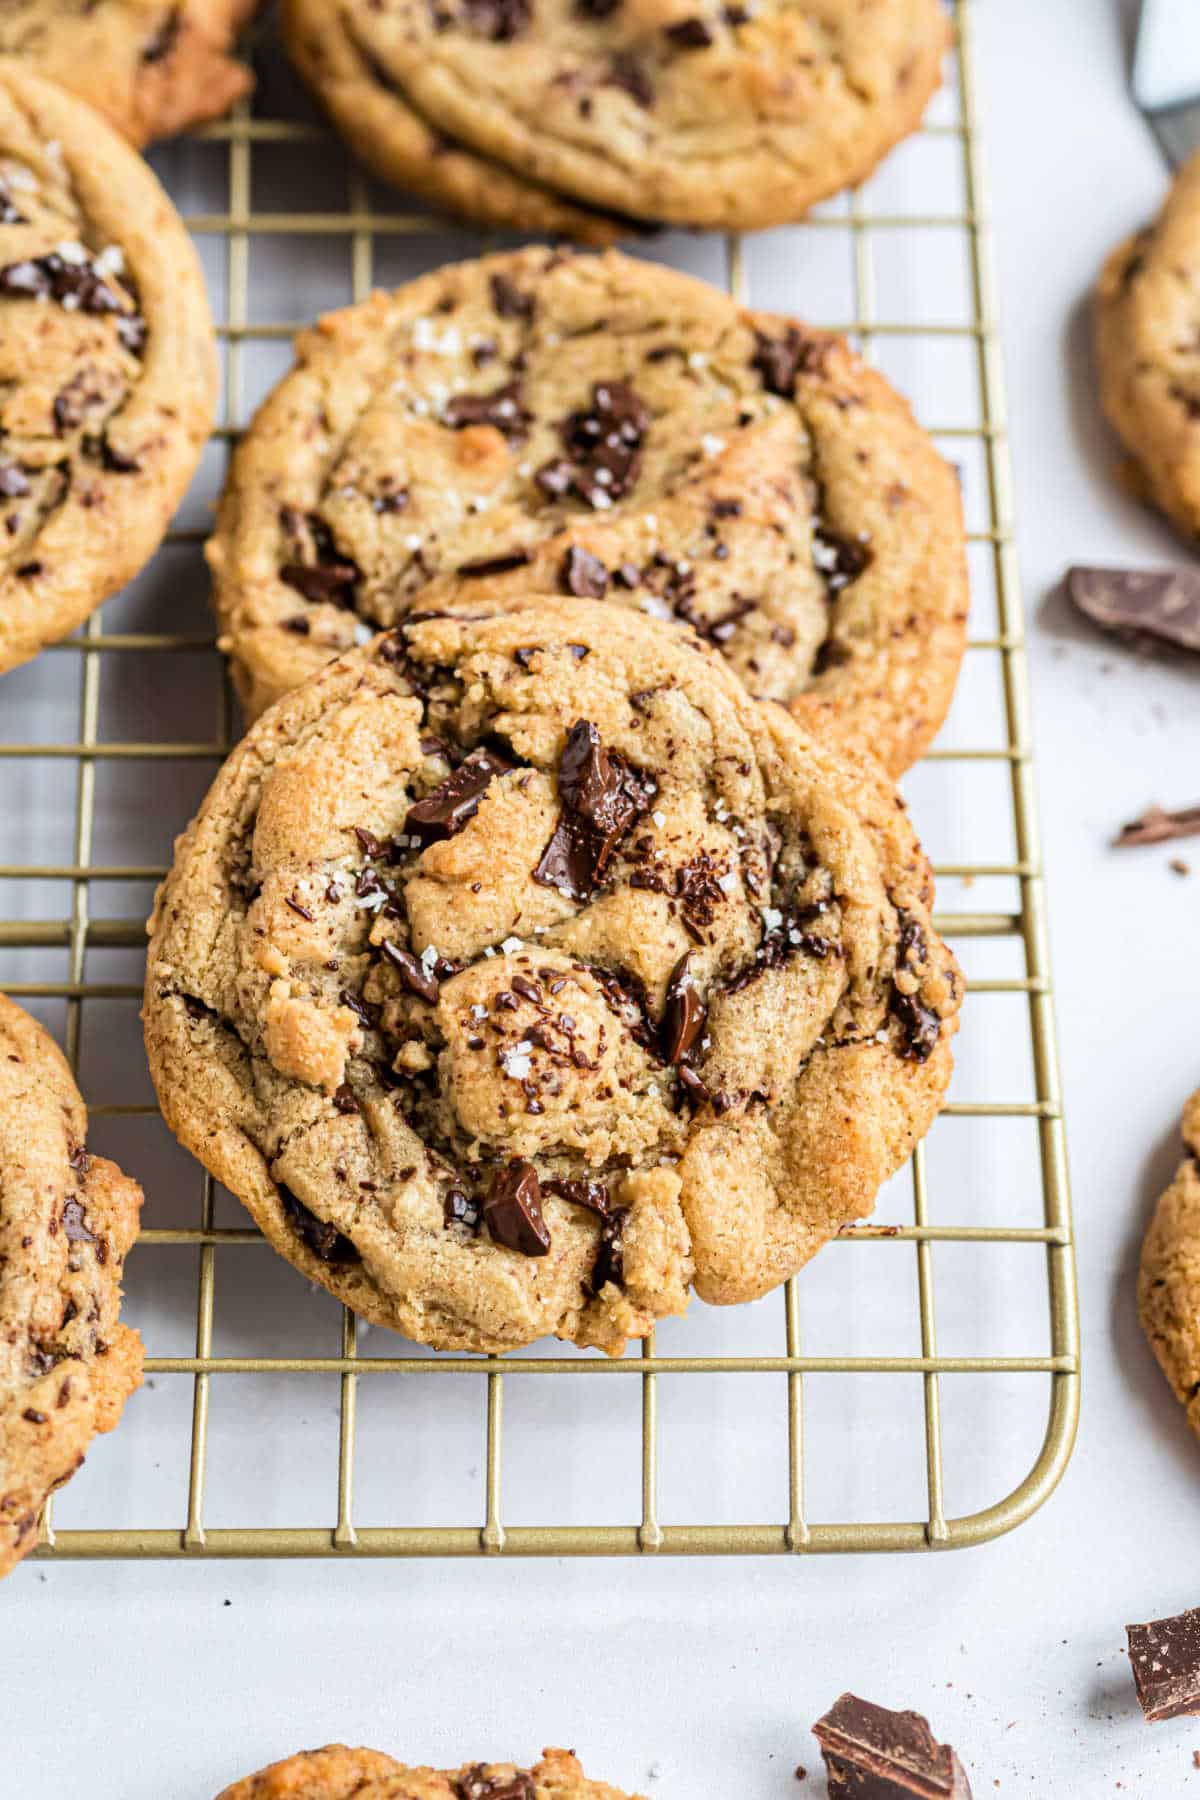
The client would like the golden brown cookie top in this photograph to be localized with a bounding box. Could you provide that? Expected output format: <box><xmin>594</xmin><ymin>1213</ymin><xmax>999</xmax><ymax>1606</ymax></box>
<box><xmin>217</xmin><ymin>1745</ymin><xmax>644</xmax><ymax>1800</ymax></box>
<box><xmin>145</xmin><ymin>599</ymin><xmax>959</xmax><ymax>1356</ymax></box>
<box><xmin>283</xmin><ymin>0</ymin><xmax>947</xmax><ymax>232</ymax></box>
<box><xmin>0</xmin><ymin>994</ymin><xmax>143</xmax><ymax>1579</ymax></box>
<box><xmin>0</xmin><ymin>1</ymin><xmax>254</xmax><ymax>146</ymax></box>
<box><xmin>0</xmin><ymin>60</ymin><xmax>216</xmax><ymax>675</ymax></box>
<box><xmin>1138</xmin><ymin>1091</ymin><xmax>1200</xmax><ymax>1438</ymax></box>
<box><xmin>209</xmin><ymin>247</ymin><xmax>966</xmax><ymax>774</ymax></box>
<box><xmin>1096</xmin><ymin>149</ymin><xmax>1200</xmax><ymax>542</ymax></box>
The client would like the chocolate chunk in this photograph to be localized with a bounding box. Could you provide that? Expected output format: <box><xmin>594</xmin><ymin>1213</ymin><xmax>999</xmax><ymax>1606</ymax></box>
<box><xmin>576</xmin><ymin>0</ymin><xmax>619</xmax><ymax>12</ymax></box>
<box><xmin>1115</xmin><ymin>802</ymin><xmax>1200</xmax><ymax>848</ymax></box>
<box><xmin>333</xmin><ymin>1083</ymin><xmax>360</xmax><ymax>1114</ymax></box>
<box><xmin>665</xmin><ymin>16</ymin><xmax>713</xmax><ymax>45</ymax></box>
<box><xmin>489</xmin><ymin>273</ymin><xmax>535</xmax><ymax>320</ymax></box>
<box><xmin>678</xmin><ymin>1063</ymin><xmax>712</xmax><ymax>1107</ymax></box>
<box><xmin>1066</xmin><ymin>565</ymin><xmax>1200</xmax><ymax>655</ymax></box>
<box><xmin>380</xmin><ymin>939</ymin><xmax>441</xmax><ymax>1003</ymax></box>
<box><xmin>285</xmin><ymin>895</ymin><xmax>314</xmax><ymax>921</ymax></box>
<box><xmin>444</xmin><ymin>380</ymin><xmax>530</xmax><ymax>441</ymax></box>
<box><xmin>661</xmin><ymin>953</ymin><xmax>706</xmax><ymax>1063</ymax></box>
<box><xmin>889</xmin><ymin>913</ymin><xmax>941</xmax><ymax>1063</ymax></box>
<box><xmin>606</xmin><ymin>51</ymin><xmax>654</xmax><ymax>106</ymax></box>
<box><xmin>537</xmin><ymin>379</ymin><xmax>650</xmax><ymax>510</ymax></box>
<box><xmin>458</xmin><ymin>550</ymin><xmax>531</xmax><ymax>577</ymax></box>
<box><xmin>814</xmin><ymin>525</ymin><xmax>873</xmax><ymax>592</ymax></box>
<box><xmin>534</xmin><ymin>719</ymin><xmax>655</xmax><ymax>900</ymax></box>
<box><xmin>142</xmin><ymin>7</ymin><xmax>182</xmax><ymax>61</ymax></box>
<box><xmin>278</xmin><ymin>1185</ymin><xmax>360</xmax><ymax>1265</ymax></box>
<box><xmin>280</xmin><ymin>515</ymin><xmax>360</xmax><ymax>608</ymax></box>
<box><xmin>541</xmin><ymin>1176</ymin><xmax>610</xmax><ymax>1215</ymax></box>
<box><xmin>405</xmin><ymin>746</ymin><xmax>515</xmax><ymax>846</ymax></box>
<box><xmin>813</xmin><ymin>1693</ymin><xmax>973</xmax><ymax>1798</ymax></box>
<box><xmin>373</xmin><ymin>486</ymin><xmax>409</xmax><ymax>513</ymax></box>
<box><xmin>462</xmin><ymin>0</ymin><xmax>531</xmax><ymax>36</ymax></box>
<box><xmin>87</xmin><ymin>435</ymin><xmax>141</xmax><ymax>474</ymax></box>
<box><xmin>1128</xmin><ymin>1609</ymin><xmax>1200</xmax><ymax>1721</ymax></box>
<box><xmin>484</xmin><ymin>1160</ymin><xmax>551</xmax><ymax>1256</ymax></box>
<box><xmin>561</xmin><ymin>544</ymin><xmax>609</xmax><ymax>597</ymax></box>
<box><xmin>588</xmin><ymin>1206</ymin><xmax>629</xmax><ymax>1293</ymax></box>
<box><xmin>62</xmin><ymin>1198</ymin><xmax>99</xmax><ymax>1246</ymax></box>
<box><xmin>444</xmin><ymin>1188</ymin><xmax>482</xmax><ymax>1231</ymax></box>
<box><xmin>355</xmin><ymin>826</ymin><xmax>383</xmax><ymax>858</ymax></box>
<box><xmin>0</xmin><ymin>250</ymin><xmax>127</xmax><ymax>318</ymax></box>
<box><xmin>457</xmin><ymin>1769</ymin><xmax>536</xmax><ymax>1800</ymax></box>
<box><xmin>752</xmin><ymin>325</ymin><xmax>823</xmax><ymax>396</ymax></box>
<box><xmin>0</xmin><ymin>464</ymin><xmax>29</xmax><ymax>498</ymax></box>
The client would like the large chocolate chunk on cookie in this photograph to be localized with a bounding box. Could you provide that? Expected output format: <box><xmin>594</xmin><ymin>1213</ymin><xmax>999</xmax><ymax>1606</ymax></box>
<box><xmin>0</xmin><ymin>995</ymin><xmax>143</xmax><ymax>1579</ymax></box>
<box><xmin>0</xmin><ymin>61</ymin><xmax>215</xmax><ymax>676</ymax></box>
<box><xmin>209</xmin><ymin>248</ymin><xmax>967</xmax><ymax>775</ymax></box>
<box><xmin>144</xmin><ymin>599</ymin><xmax>960</xmax><ymax>1356</ymax></box>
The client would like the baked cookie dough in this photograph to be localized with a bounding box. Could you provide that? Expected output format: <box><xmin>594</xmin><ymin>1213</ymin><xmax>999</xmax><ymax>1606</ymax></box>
<box><xmin>282</xmin><ymin>0</ymin><xmax>948</xmax><ymax>235</ymax></box>
<box><xmin>1097</xmin><ymin>149</ymin><xmax>1200</xmax><ymax>543</ymax></box>
<box><xmin>0</xmin><ymin>994</ymin><xmax>143</xmax><ymax>1580</ymax></box>
<box><xmin>0</xmin><ymin>61</ymin><xmax>216</xmax><ymax>677</ymax></box>
<box><xmin>144</xmin><ymin>599</ymin><xmax>960</xmax><ymax>1357</ymax></box>
<box><xmin>0</xmin><ymin>2</ymin><xmax>255</xmax><ymax>147</ymax></box>
<box><xmin>218</xmin><ymin>1745</ymin><xmax>643</xmax><ymax>1800</ymax></box>
<box><xmin>208</xmin><ymin>248</ymin><xmax>967</xmax><ymax>775</ymax></box>
<box><xmin>1139</xmin><ymin>1090</ymin><xmax>1200</xmax><ymax>1438</ymax></box>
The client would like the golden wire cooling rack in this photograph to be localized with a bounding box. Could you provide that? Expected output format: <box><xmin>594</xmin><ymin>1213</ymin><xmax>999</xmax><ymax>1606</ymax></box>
<box><xmin>0</xmin><ymin>0</ymin><xmax>1078</xmax><ymax>1561</ymax></box>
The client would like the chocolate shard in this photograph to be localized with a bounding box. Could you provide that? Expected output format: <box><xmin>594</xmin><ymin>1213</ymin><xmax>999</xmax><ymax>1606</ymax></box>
<box><xmin>661</xmin><ymin>952</ymin><xmax>706</xmax><ymax>1064</ymax></box>
<box><xmin>443</xmin><ymin>379</ymin><xmax>531</xmax><ymax>441</ymax></box>
<box><xmin>665</xmin><ymin>16</ymin><xmax>713</xmax><ymax>45</ymax></box>
<box><xmin>541</xmin><ymin>1176</ymin><xmax>610</xmax><ymax>1216</ymax></box>
<box><xmin>278</xmin><ymin>1185</ymin><xmax>360</xmax><ymax>1266</ymax></box>
<box><xmin>489</xmin><ymin>272</ymin><xmax>535</xmax><ymax>320</ymax></box>
<box><xmin>456</xmin><ymin>1769</ymin><xmax>536</xmax><ymax>1800</ymax></box>
<box><xmin>813</xmin><ymin>1693</ymin><xmax>974</xmax><ymax>1799</ymax></box>
<box><xmin>889</xmin><ymin>913</ymin><xmax>941</xmax><ymax>1064</ymax></box>
<box><xmin>1127</xmin><ymin>1608</ymin><xmax>1200</xmax><ymax>1721</ymax></box>
<box><xmin>380</xmin><ymin>939</ymin><xmax>441</xmax><ymax>1003</ymax></box>
<box><xmin>405</xmin><ymin>747</ymin><xmax>515</xmax><ymax>846</ymax></box>
<box><xmin>484</xmin><ymin>1159</ymin><xmax>551</xmax><ymax>1257</ymax></box>
<box><xmin>752</xmin><ymin>325</ymin><xmax>825</xmax><ymax>397</ymax></box>
<box><xmin>62</xmin><ymin>1198</ymin><xmax>99</xmax><ymax>1246</ymax></box>
<box><xmin>561</xmin><ymin>544</ymin><xmax>609</xmax><ymax>597</ymax></box>
<box><xmin>814</xmin><ymin>525</ymin><xmax>874</xmax><ymax>592</ymax></box>
<box><xmin>533</xmin><ymin>719</ymin><xmax>656</xmax><ymax>900</ymax></box>
<box><xmin>587</xmin><ymin>1205</ymin><xmax>630</xmax><ymax>1294</ymax></box>
<box><xmin>535</xmin><ymin>379</ymin><xmax>650</xmax><ymax>510</ymax></box>
<box><xmin>443</xmin><ymin>1187</ymin><xmax>482</xmax><ymax>1232</ymax></box>
<box><xmin>1115</xmin><ymin>802</ymin><xmax>1200</xmax><ymax>848</ymax></box>
<box><xmin>1066</xmin><ymin>565</ymin><xmax>1200</xmax><ymax>655</ymax></box>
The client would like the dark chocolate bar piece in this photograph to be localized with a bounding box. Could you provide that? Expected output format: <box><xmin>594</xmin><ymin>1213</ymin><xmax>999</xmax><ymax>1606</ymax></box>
<box><xmin>813</xmin><ymin>1693</ymin><xmax>973</xmax><ymax>1798</ymax></box>
<box><xmin>1066</xmin><ymin>565</ymin><xmax>1200</xmax><ymax>653</ymax></box>
<box><xmin>1127</xmin><ymin>1608</ymin><xmax>1200</xmax><ymax>1721</ymax></box>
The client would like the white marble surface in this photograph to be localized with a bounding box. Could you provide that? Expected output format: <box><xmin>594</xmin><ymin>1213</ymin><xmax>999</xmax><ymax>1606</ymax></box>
<box><xmin>6</xmin><ymin>2</ymin><xmax>1200</xmax><ymax>1793</ymax></box>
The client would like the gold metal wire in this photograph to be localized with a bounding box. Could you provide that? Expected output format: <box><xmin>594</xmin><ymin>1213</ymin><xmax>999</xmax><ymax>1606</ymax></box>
<box><xmin>11</xmin><ymin>0</ymin><xmax>1079</xmax><ymax>1561</ymax></box>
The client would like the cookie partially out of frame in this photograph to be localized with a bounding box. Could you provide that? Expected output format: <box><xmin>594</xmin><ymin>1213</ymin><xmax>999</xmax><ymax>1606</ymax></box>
<box><xmin>1097</xmin><ymin>149</ymin><xmax>1200</xmax><ymax>543</ymax></box>
<box><xmin>1139</xmin><ymin>1091</ymin><xmax>1200</xmax><ymax>1438</ymax></box>
<box><xmin>0</xmin><ymin>2</ymin><xmax>256</xmax><ymax>147</ymax></box>
<box><xmin>208</xmin><ymin>248</ymin><xmax>967</xmax><ymax>776</ymax></box>
<box><xmin>217</xmin><ymin>1745</ymin><xmax>644</xmax><ymax>1800</ymax></box>
<box><xmin>0</xmin><ymin>995</ymin><xmax>143</xmax><ymax>1580</ymax></box>
<box><xmin>144</xmin><ymin>599</ymin><xmax>960</xmax><ymax>1357</ymax></box>
<box><xmin>0</xmin><ymin>61</ymin><xmax>216</xmax><ymax>677</ymax></box>
<box><xmin>282</xmin><ymin>0</ymin><xmax>948</xmax><ymax>235</ymax></box>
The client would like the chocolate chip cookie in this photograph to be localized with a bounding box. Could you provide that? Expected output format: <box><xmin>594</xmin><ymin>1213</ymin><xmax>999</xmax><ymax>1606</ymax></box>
<box><xmin>1096</xmin><ymin>149</ymin><xmax>1200</xmax><ymax>543</ymax></box>
<box><xmin>0</xmin><ymin>994</ymin><xmax>143</xmax><ymax>1580</ymax></box>
<box><xmin>0</xmin><ymin>62</ymin><xmax>216</xmax><ymax>676</ymax></box>
<box><xmin>282</xmin><ymin>0</ymin><xmax>948</xmax><ymax>234</ymax></box>
<box><xmin>218</xmin><ymin>1745</ymin><xmax>643</xmax><ymax>1800</ymax></box>
<box><xmin>0</xmin><ymin>3</ymin><xmax>255</xmax><ymax>147</ymax></box>
<box><xmin>208</xmin><ymin>248</ymin><xmax>967</xmax><ymax>775</ymax></box>
<box><xmin>144</xmin><ymin>599</ymin><xmax>960</xmax><ymax>1356</ymax></box>
<box><xmin>1138</xmin><ymin>1090</ymin><xmax>1200</xmax><ymax>1438</ymax></box>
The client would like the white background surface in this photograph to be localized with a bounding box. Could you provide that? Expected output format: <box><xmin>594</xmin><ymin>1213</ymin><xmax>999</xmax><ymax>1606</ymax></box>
<box><xmin>6</xmin><ymin>1</ymin><xmax>1200</xmax><ymax>1793</ymax></box>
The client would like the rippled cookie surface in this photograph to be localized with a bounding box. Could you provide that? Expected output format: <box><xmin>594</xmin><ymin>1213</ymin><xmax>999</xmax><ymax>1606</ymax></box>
<box><xmin>218</xmin><ymin>1745</ymin><xmax>644</xmax><ymax>1800</ymax></box>
<box><xmin>145</xmin><ymin>600</ymin><xmax>960</xmax><ymax>1355</ymax></box>
<box><xmin>210</xmin><ymin>248</ymin><xmax>966</xmax><ymax>774</ymax></box>
<box><xmin>0</xmin><ymin>61</ymin><xmax>215</xmax><ymax>675</ymax></box>
<box><xmin>0</xmin><ymin>995</ymin><xmax>143</xmax><ymax>1579</ymax></box>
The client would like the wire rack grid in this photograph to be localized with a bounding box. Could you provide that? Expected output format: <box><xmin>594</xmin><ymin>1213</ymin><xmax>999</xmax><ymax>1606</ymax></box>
<box><xmin>0</xmin><ymin>0</ymin><xmax>1078</xmax><ymax>1561</ymax></box>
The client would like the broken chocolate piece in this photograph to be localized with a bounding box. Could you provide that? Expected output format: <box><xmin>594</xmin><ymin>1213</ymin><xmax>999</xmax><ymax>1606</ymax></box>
<box><xmin>535</xmin><ymin>379</ymin><xmax>650</xmax><ymax>510</ymax></box>
<box><xmin>665</xmin><ymin>16</ymin><xmax>714</xmax><ymax>45</ymax></box>
<box><xmin>561</xmin><ymin>544</ymin><xmax>610</xmax><ymax>597</ymax></box>
<box><xmin>588</xmin><ymin>1206</ymin><xmax>629</xmax><ymax>1293</ymax></box>
<box><xmin>489</xmin><ymin>272</ymin><xmax>535</xmax><ymax>320</ymax></box>
<box><xmin>814</xmin><ymin>525</ymin><xmax>874</xmax><ymax>592</ymax></box>
<box><xmin>444</xmin><ymin>1188</ymin><xmax>482</xmax><ymax>1231</ymax></box>
<box><xmin>1114</xmin><ymin>803</ymin><xmax>1200</xmax><ymax>848</ymax></box>
<box><xmin>752</xmin><ymin>326</ymin><xmax>823</xmax><ymax>397</ymax></box>
<box><xmin>405</xmin><ymin>747</ymin><xmax>515</xmax><ymax>845</ymax></box>
<box><xmin>1066</xmin><ymin>565</ymin><xmax>1200</xmax><ymax>655</ymax></box>
<box><xmin>62</xmin><ymin>1198</ymin><xmax>99</xmax><ymax>1246</ymax></box>
<box><xmin>889</xmin><ymin>913</ymin><xmax>941</xmax><ymax>1064</ymax></box>
<box><xmin>484</xmin><ymin>1159</ymin><xmax>551</xmax><ymax>1256</ymax></box>
<box><xmin>380</xmin><ymin>939</ymin><xmax>441</xmax><ymax>1003</ymax></box>
<box><xmin>280</xmin><ymin>514</ymin><xmax>360</xmax><ymax>608</ymax></box>
<box><xmin>443</xmin><ymin>380</ymin><xmax>530</xmax><ymax>441</ymax></box>
<box><xmin>813</xmin><ymin>1693</ymin><xmax>973</xmax><ymax>1798</ymax></box>
<box><xmin>456</xmin><ymin>1769</ymin><xmax>535</xmax><ymax>1800</ymax></box>
<box><xmin>661</xmin><ymin>952</ymin><xmax>706</xmax><ymax>1064</ymax></box>
<box><xmin>533</xmin><ymin>719</ymin><xmax>656</xmax><ymax>900</ymax></box>
<box><xmin>1128</xmin><ymin>1609</ymin><xmax>1200</xmax><ymax>1722</ymax></box>
<box><xmin>278</xmin><ymin>1185</ymin><xmax>360</xmax><ymax>1265</ymax></box>
<box><xmin>542</xmin><ymin>1176</ymin><xmax>610</xmax><ymax>1215</ymax></box>
<box><xmin>0</xmin><ymin>250</ymin><xmax>127</xmax><ymax>318</ymax></box>
<box><xmin>458</xmin><ymin>550</ymin><xmax>531</xmax><ymax>578</ymax></box>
